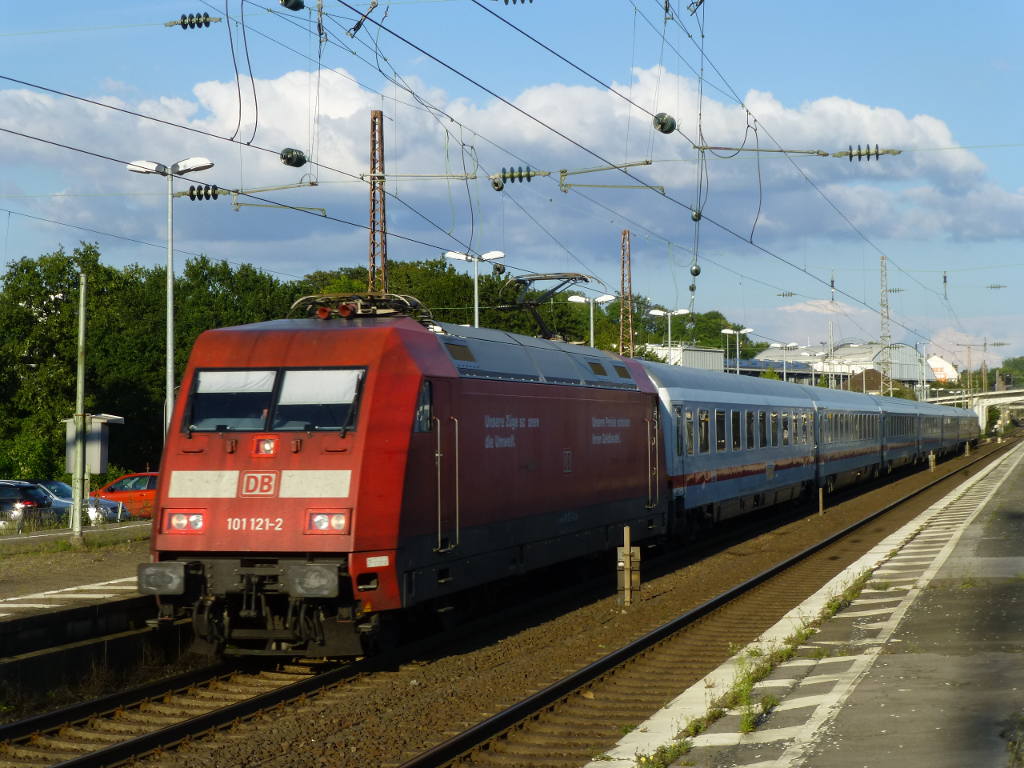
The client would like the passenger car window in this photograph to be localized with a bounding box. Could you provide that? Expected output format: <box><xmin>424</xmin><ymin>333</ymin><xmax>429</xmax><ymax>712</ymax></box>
<box><xmin>758</xmin><ymin>411</ymin><xmax>767</xmax><ymax>448</ymax></box>
<box><xmin>698</xmin><ymin>410</ymin><xmax>710</xmax><ymax>454</ymax></box>
<box><xmin>746</xmin><ymin>411</ymin><xmax>755</xmax><ymax>449</ymax></box>
<box><xmin>685</xmin><ymin>410</ymin><xmax>695</xmax><ymax>456</ymax></box>
<box><xmin>731</xmin><ymin>410</ymin><xmax>741</xmax><ymax>451</ymax></box>
<box><xmin>715</xmin><ymin>410</ymin><xmax>726</xmax><ymax>452</ymax></box>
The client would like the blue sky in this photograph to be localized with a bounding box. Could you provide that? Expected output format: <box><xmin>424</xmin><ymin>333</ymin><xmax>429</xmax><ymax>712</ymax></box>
<box><xmin>2</xmin><ymin>1</ymin><xmax>1023</xmax><ymax>369</ymax></box>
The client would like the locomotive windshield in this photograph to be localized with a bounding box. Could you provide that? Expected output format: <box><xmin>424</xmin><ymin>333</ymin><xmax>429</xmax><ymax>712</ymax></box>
<box><xmin>186</xmin><ymin>368</ymin><xmax>365</xmax><ymax>432</ymax></box>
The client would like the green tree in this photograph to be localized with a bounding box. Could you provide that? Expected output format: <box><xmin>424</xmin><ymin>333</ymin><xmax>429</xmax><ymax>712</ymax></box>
<box><xmin>0</xmin><ymin>243</ymin><xmax>156</xmax><ymax>478</ymax></box>
<box><xmin>761</xmin><ymin>368</ymin><xmax>781</xmax><ymax>380</ymax></box>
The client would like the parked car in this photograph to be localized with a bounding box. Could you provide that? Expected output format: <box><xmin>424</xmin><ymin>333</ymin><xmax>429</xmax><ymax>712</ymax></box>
<box><xmin>31</xmin><ymin>481</ymin><xmax>128</xmax><ymax>525</ymax></box>
<box><xmin>0</xmin><ymin>480</ymin><xmax>58</xmax><ymax>533</ymax></box>
<box><xmin>93</xmin><ymin>472</ymin><xmax>158</xmax><ymax>518</ymax></box>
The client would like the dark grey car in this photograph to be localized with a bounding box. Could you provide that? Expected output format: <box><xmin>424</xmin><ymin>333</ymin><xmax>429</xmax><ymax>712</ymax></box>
<box><xmin>0</xmin><ymin>481</ymin><xmax>58</xmax><ymax>533</ymax></box>
<box><xmin>32</xmin><ymin>481</ymin><xmax>128</xmax><ymax>524</ymax></box>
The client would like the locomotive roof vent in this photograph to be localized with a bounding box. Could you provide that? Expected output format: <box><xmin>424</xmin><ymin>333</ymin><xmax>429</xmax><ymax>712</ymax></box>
<box><xmin>290</xmin><ymin>293</ymin><xmax>434</xmax><ymax>324</ymax></box>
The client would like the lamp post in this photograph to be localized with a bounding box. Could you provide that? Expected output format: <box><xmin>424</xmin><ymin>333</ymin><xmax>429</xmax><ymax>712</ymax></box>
<box><xmin>127</xmin><ymin>157</ymin><xmax>214</xmax><ymax>436</ymax></box>
<box><xmin>444</xmin><ymin>250</ymin><xmax>504</xmax><ymax>328</ymax></box>
<box><xmin>569</xmin><ymin>293</ymin><xmax>616</xmax><ymax>347</ymax></box>
<box><xmin>721</xmin><ymin>328</ymin><xmax>735</xmax><ymax>373</ymax></box>
<box><xmin>731</xmin><ymin>327</ymin><xmax>753</xmax><ymax>374</ymax></box>
<box><xmin>769</xmin><ymin>341</ymin><xmax>800</xmax><ymax>382</ymax></box>
<box><xmin>648</xmin><ymin>308</ymin><xmax>689</xmax><ymax>364</ymax></box>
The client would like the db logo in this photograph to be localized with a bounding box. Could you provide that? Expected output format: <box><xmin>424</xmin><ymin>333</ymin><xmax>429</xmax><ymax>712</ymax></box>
<box><xmin>240</xmin><ymin>471</ymin><xmax>278</xmax><ymax>497</ymax></box>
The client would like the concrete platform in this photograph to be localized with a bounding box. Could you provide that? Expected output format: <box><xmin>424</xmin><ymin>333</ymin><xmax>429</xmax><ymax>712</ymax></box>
<box><xmin>584</xmin><ymin>441</ymin><xmax>1024</xmax><ymax>768</ymax></box>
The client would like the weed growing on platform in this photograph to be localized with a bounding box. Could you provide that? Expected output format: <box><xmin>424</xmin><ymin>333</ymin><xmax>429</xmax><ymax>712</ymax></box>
<box><xmin>1004</xmin><ymin>710</ymin><xmax>1024</xmax><ymax>767</ymax></box>
<box><xmin>634</xmin><ymin>737</ymin><xmax>693</xmax><ymax>767</ymax></box>
<box><xmin>674</xmin><ymin>570</ymin><xmax>873</xmax><ymax>746</ymax></box>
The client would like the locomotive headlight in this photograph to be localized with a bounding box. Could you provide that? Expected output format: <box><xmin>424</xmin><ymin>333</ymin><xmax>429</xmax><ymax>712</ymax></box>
<box><xmin>166</xmin><ymin>509</ymin><xmax>205</xmax><ymax>533</ymax></box>
<box><xmin>252</xmin><ymin>436</ymin><xmax>278</xmax><ymax>457</ymax></box>
<box><xmin>306</xmin><ymin>508</ymin><xmax>350</xmax><ymax>534</ymax></box>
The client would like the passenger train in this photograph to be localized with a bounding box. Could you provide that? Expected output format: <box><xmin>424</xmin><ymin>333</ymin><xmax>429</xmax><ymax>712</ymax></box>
<box><xmin>138</xmin><ymin>295</ymin><xmax>979</xmax><ymax>656</ymax></box>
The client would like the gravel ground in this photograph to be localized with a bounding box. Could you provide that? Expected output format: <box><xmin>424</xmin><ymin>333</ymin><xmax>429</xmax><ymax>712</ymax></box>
<box><xmin>131</xmin><ymin>449</ymin><xmax>998</xmax><ymax>768</ymax></box>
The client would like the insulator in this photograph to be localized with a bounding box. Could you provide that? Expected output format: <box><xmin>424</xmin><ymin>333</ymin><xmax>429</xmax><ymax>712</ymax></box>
<box><xmin>503</xmin><ymin>0</ymin><xmax>533</xmax><ymax>4</ymax></box>
<box><xmin>491</xmin><ymin>176</ymin><xmax>505</xmax><ymax>192</ymax></box>
<box><xmin>691</xmin><ymin>209</ymin><xmax>701</xmax><ymax>222</ymax></box>
<box><xmin>690</xmin><ymin>264</ymin><xmax>701</xmax><ymax>277</ymax></box>
<box><xmin>280</xmin><ymin>148</ymin><xmax>307</xmax><ymax>167</ymax></box>
<box><xmin>188</xmin><ymin>184</ymin><xmax>219</xmax><ymax>200</ymax></box>
<box><xmin>280</xmin><ymin>0</ymin><xmax>305</xmax><ymax>9</ymax></box>
<box><xmin>500</xmin><ymin>166</ymin><xmax>532</xmax><ymax>183</ymax></box>
<box><xmin>179</xmin><ymin>13</ymin><xmax>211</xmax><ymax>29</ymax></box>
<box><xmin>653</xmin><ymin>112</ymin><xmax>677</xmax><ymax>134</ymax></box>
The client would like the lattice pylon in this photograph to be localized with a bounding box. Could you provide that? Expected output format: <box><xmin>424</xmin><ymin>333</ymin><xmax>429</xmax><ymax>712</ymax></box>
<box><xmin>368</xmin><ymin>109</ymin><xmax>388</xmax><ymax>293</ymax></box>
<box><xmin>619</xmin><ymin>229</ymin><xmax>634</xmax><ymax>357</ymax></box>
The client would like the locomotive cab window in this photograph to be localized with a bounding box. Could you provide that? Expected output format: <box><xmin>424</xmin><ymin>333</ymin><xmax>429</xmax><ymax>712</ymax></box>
<box><xmin>414</xmin><ymin>381</ymin><xmax>433</xmax><ymax>433</ymax></box>
<box><xmin>272</xmin><ymin>369</ymin><xmax>364</xmax><ymax>431</ymax></box>
<box><xmin>187</xmin><ymin>367</ymin><xmax>366</xmax><ymax>432</ymax></box>
<box><xmin>188</xmin><ymin>370</ymin><xmax>276</xmax><ymax>431</ymax></box>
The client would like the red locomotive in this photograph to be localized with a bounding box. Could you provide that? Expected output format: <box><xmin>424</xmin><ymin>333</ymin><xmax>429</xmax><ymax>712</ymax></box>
<box><xmin>139</xmin><ymin>295</ymin><xmax>665</xmax><ymax>655</ymax></box>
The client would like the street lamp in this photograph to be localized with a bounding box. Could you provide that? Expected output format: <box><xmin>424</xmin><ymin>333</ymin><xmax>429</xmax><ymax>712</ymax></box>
<box><xmin>569</xmin><ymin>293</ymin><xmax>616</xmax><ymax>347</ymax></box>
<box><xmin>127</xmin><ymin>156</ymin><xmax>214</xmax><ymax>436</ymax></box>
<box><xmin>736</xmin><ymin>327</ymin><xmax>753</xmax><ymax>374</ymax></box>
<box><xmin>721</xmin><ymin>329</ymin><xmax>735</xmax><ymax>373</ymax></box>
<box><xmin>769</xmin><ymin>341</ymin><xmax>800</xmax><ymax>382</ymax></box>
<box><xmin>444</xmin><ymin>250</ymin><xmax>505</xmax><ymax>328</ymax></box>
<box><xmin>648</xmin><ymin>308</ymin><xmax>690</xmax><ymax>364</ymax></box>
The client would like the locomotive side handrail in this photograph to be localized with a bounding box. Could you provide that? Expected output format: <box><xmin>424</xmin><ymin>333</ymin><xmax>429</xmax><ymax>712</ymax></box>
<box><xmin>434</xmin><ymin>416</ymin><xmax>444</xmax><ymax>552</ymax></box>
<box><xmin>450</xmin><ymin>416</ymin><xmax>461</xmax><ymax>549</ymax></box>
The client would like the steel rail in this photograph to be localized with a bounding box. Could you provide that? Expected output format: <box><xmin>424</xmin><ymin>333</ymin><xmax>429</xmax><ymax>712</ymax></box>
<box><xmin>0</xmin><ymin>662</ymin><xmax>232</xmax><ymax>743</ymax></box>
<box><xmin>396</xmin><ymin>439</ymin><xmax>1015</xmax><ymax>768</ymax></box>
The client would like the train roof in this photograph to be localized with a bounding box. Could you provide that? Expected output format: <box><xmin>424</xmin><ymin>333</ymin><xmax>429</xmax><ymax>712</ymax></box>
<box><xmin>194</xmin><ymin>316</ymin><xmax>653</xmax><ymax>392</ymax></box>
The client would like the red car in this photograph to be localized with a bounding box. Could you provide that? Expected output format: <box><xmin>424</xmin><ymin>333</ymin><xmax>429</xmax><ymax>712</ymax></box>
<box><xmin>93</xmin><ymin>472</ymin><xmax>158</xmax><ymax>518</ymax></box>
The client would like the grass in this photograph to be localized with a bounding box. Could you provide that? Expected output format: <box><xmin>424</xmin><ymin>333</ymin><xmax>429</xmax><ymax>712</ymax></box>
<box><xmin>1005</xmin><ymin>711</ymin><xmax>1024</xmax><ymax>767</ymax></box>
<box><xmin>633</xmin><ymin>738</ymin><xmax>694</xmax><ymax>767</ymax></box>
<box><xmin>959</xmin><ymin>575</ymin><xmax>978</xmax><ymax>590</ymax></box>
<box><xmin>0</xmin><ymin>525</ymin><xmax>148</xmax><ymax>555</ymax></box>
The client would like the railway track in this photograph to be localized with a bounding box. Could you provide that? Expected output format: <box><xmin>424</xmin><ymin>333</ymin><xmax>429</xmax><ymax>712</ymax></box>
<box><xmin>0</xmin><ymin>440</ymin><xmax>1011</xmax><ymax>768</ymax></box>
<box><xmin>395</xmin><ymin>439</ymin><xmax>1017</xmax><ymax>768</ymax></box>
<box><xmin>0</xmin><ymin>661</ymin><xmax>361</xmax><ymax>768</ymax></box>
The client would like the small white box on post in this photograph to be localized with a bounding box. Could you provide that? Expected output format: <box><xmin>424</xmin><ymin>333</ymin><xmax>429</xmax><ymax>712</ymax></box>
<box><xmin>617</xmin><ymin>525</ymin><xmax>641</xmax><ymax>608</ymax></box>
